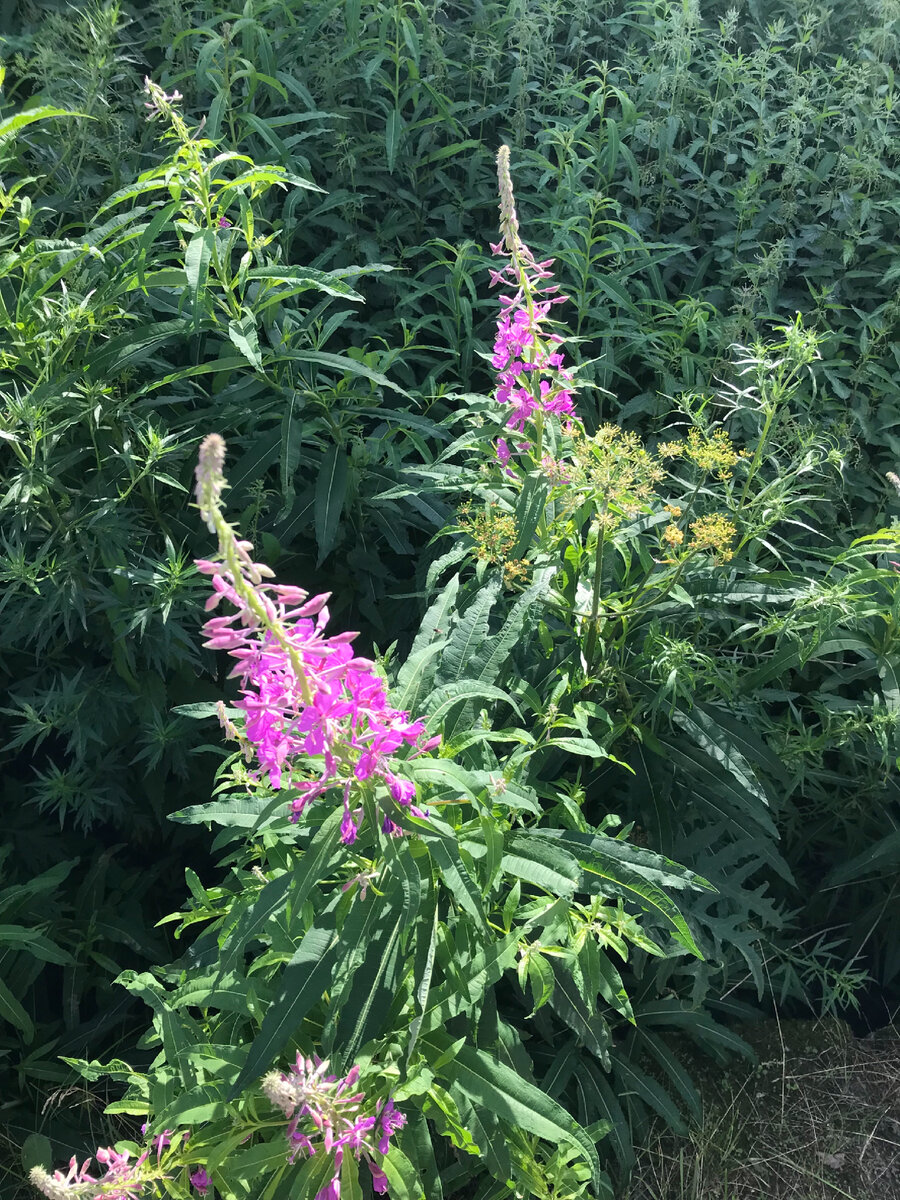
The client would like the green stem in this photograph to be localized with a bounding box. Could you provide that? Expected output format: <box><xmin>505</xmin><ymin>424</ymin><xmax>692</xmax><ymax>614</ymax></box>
<box><xmin>582</xmin><ymin>517</ymin><xmax>607</xmax><ymax>671</ymax></box>
<box><xmin>739</xmin><ymin>401</ymin><xmax>777</xmax><ymax>510</ymax></box>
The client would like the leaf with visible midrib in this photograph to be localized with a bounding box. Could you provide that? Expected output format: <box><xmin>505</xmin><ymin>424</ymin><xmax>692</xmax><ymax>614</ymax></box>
<box><xmin>425</xmin><ymin>1032</ymin><xmax>608</xmax><ymax>1197</ymax></box>
<box><xmin>229</xmin><ymin>892</ymin><xmax>369</xmax><ymax>1098</ymax></box>
<box><xmin>386</xmin><ymin>108</ymin><xmax>404</xmax><ymax>174</ymax></box>
<box><xmin>314</xmin><ymin>445</ymin><xmax>348</xmax><ymax>565</ymax></box>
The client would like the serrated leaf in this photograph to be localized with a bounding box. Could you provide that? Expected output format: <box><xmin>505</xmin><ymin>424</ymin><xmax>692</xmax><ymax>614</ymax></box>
<box><xmin>425</xmin><ymin>679</ymin><xmax>521</xmax><ymax>734</ymax></box>
<box><xmin>671</xmin><ymin>704</ymin><xmax>769</xmax><ymax>808</ymax></box>
<box><xmin>438</xmin><ymin>579</ymin><xmax>501</xmax><ymax>687</ymax></box>
<box><xmin>502</xmin><ymin>835</ymin><xmax>581</xmax><ymax>900</ymax></box>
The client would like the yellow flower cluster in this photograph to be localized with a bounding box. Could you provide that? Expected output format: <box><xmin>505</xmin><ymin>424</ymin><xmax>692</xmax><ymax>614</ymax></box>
<box><xmin>458</xmin><ymin>504</ymin><xmax>529</xmax><ymax>586</ymax></box>
<box><xmin>565</xmin><ymin>425</ymin><xmax>666</xmax><ymax>528</ymax></box>
<box><xmin>690</xmin><ymin>512</ymin><xmax>738</xmax><ymax>563</ymax></box>
<box><xmin>502</xmin><ymin>559</ymin><xmax>530</xmax><ymax>587</ymax></box>
<box><xmin>459</xmin><ymin>503</ymin><xmax>517</xmax><ymax>561</ymax></box>
<box><xmin>658</xmin><ymin>429</ymin><xmax>741</xmax><ymax>479</ymax></box>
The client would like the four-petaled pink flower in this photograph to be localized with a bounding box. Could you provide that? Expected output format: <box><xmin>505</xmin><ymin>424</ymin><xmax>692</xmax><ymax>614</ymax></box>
<box><xmin>190</xmin><ymin>1167</ymin><xmax>211</xmax><ymax>1195</ymax></box>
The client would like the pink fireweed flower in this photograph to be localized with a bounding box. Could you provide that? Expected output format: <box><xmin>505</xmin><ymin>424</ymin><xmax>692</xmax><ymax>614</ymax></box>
<box><xmin>262</xmin><ymin>1054</ymin><xmax>405</xmax><ymax>1199</ymax></box>
<box><xmin>140</xmin><ymin>1123</ymin><xmax>179</xmax><ymax>1160</ymax></box>
<box><xmin>194</xmin><ymin>435</ymin><xmax>435</xmax><ymax>841</ymax></box>
<box><xmin>489</xmin><ymin>146</ymin><xmax>578</xmax><ymax>447</ymax></box>
<box><xmin>30</xmin><ymin>1146</ymin><xmax>150</xmax><ymax>1200</ymax></box>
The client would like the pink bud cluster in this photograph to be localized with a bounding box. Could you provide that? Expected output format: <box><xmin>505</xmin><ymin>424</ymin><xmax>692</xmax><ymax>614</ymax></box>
<box><xmin>194</xmin><ymin>435</ymin><xmax>437</xmax><ymax>843</ymax></box>
<box><xmin>143</xmin><ymin>77</ymin><xmax>183</xmax><ymax>120</ymax></box>
<box><xmin>489</xmin><ymin>145</ymin><xmax>576</xmax><ymax>438</ymax></box>
<box><xmin>262</xmin><ymin>1054</ymin><xmax>406</xmax><ymax>1198</ymax></box>
<box><xmin>30</xmin><ymin>1147</ymin><xmax>148</xmax><ymax>1200</ymax></box>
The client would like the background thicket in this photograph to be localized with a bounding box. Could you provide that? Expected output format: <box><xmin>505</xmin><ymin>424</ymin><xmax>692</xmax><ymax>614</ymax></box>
<box><xmin>1</xmin><ymin>0</ymin><xmax>900</xmax><ymax>1195</ymax></box>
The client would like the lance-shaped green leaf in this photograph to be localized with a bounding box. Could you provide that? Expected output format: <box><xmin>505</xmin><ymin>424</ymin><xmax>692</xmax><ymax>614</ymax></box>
<box><xmin>547</xmin><ymin>959</ymin><xmax>612</xmax><ymax>1067</ymax></box>
<box><xmin>425</xmin><ymin>679</ymin><xmax>521</xmax><ymax>736</ymax></box>
<box><xmin>229</xmin><ymin>891</ymin><xmax>369</xmax><ymax>1097</ymax></box>
<box><xmin>314</xmin><ymin>445</ymin><xmax>349</xmax><ymax>565</ymax></box>
<box><xmin>424</xmin><ymin>1032</ymin><xmax>605</xmax><ymax>1195</ymax></box>
<box><xmin>228</xmin><ymin>310</ymin><xmax>263</xmax><ymax>369</ymax></box>
<box><xmin>502</xmin><ymin>833</ymin><xmax>581</xmax><ymax>900</ymax></box>
<box><xmin>185</xmin><ymin>229</ymin><xmax>215</xmax><ymax>323</ymax></box>
<box><xmin>330</xmin><ymin>880</ymin><xmax>408</xmax><ymax>1059</ymax></box>
<box><xmin>412</xmin><ymin>814</ymin><xmax>487</xmax><ymax>925</ymax></box>
<box><xmin>0</xmin><ymin>106</ymin><xmax>80</xmax><ymax>149</ymax></box>
<box><xmin>528</xmin><ymin>831</ymin><xmax>705</xmax><ymax>955</ymax></box>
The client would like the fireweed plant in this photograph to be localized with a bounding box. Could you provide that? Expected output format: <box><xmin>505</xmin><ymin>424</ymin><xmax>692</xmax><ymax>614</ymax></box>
<box><xmin>194</xmin><ymin>433</ymin><xmax>437</xmax><ymax>842</ymax></box>
<box><xmin>38</xmin><ymin>416</ymin><xmax>712</xmax><ymax>1200</ymax></box>
<box><xmin>4</xmin><ymin>3</ymin><xmax>900</xmax><ymax>1190</ymax></box>
<box><xmin>30</xmin><ymin>1052</ymin><xmax>405</xmax><ymax>1200</ymax></box>
<box><xmin>30</xmin><ymin>143</ymin><xmax>900</xmax><ymax>1200</ymax></box>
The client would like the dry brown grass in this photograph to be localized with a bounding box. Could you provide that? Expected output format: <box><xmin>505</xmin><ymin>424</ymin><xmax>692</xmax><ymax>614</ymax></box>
<box><xmin>624</xmin><ymin>1018</ymin><xmax>900</xmax><ymax>1200</ymax></box>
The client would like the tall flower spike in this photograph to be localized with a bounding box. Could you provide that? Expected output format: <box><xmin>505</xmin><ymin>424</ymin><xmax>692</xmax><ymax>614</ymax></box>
<box><xmin>489</xmin><ymin>147</ymin><xmax>577</xmax><ymax>446</ymax></box>
<box><xmin>196</xmin><ymin>433</ymin><xmax>226</xmax><ymax>533</ymax></box>
<box><xmin>193</xmin><ymin>436</ymin><xmax>437</xmax><ymax>841</ymax></box>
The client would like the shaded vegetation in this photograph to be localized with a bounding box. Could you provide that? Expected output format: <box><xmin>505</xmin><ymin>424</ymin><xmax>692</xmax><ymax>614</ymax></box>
<box><xmin>1</xmin><ymin>1</ymin><xmax>899</xmax><ymax>1197</ymax></box>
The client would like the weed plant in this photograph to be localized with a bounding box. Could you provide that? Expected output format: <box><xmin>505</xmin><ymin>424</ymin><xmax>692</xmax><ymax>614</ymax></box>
<box><xmin>1</xmin><ymin>1</ymin><xmax>900</xmax><ymax>1196</ymax></box>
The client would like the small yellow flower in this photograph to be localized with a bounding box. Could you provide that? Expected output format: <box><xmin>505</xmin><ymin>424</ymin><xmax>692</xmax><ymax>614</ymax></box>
<box><xmin>684</xmin><ymin>428</ymin><xmax>739</xmax><ymax>475</ymax></box>
<box><xmin>503</xmin><ymin>559</ymin><xmax>530</xmax><ymax>587</ymax></box>
<box><xmin>459</xmin><ymin>506</ymin><xmax>518</xmax><ymax>563</ymax></box>
<box><xmin>663</xmin><ymin>523</ymin><xmax>685</xmax><ymax>546</ymax></box>
<box><xmin>664</xmin><ymin>504</ymin><xmax>682</xmax><ymax>517</ymax></box>
<box><xmin>690</xmin><ymin>513</ymin><xmax>737</xmax><ymax>563</ymax></box>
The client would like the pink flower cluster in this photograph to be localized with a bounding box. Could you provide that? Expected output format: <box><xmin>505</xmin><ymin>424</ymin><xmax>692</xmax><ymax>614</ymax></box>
<box><xmin>30</xmin><ymin>1127</ymin><xmax>210</xmax><ymax>1200</ymax></box>
<box><xmin>30</xmin><ymin>1147</ymin><xmax>148</xmax><ymax>1200</ymax></box>
<box><xmin>195</xmin><ymin>435</ymin><xmax>436</xmax><ymax>843</ymax></box>
<box><xmin>489</xmin><ymin>145</ymin><xmax>576</xmax><ymax>437</ymax></box>
<box><xmin>262</xmin><ymin>1054</ymin><xmax>406</xmax><ymax>1198</ymax></box>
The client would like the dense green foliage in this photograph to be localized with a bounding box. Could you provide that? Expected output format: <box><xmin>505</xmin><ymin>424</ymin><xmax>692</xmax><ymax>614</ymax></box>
<box><xmin>2</xmin><ymin>1</ymin><xmax>900</xmax><ymax>1196</ymax></box>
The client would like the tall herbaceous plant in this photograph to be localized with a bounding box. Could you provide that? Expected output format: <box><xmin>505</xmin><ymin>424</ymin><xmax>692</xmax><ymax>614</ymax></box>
<box><xmin>12</xmin><ymin>23</ymin><xmax>900</xmax><ymax>1196</ymax></box>
<box><xmin>27</xmin><ymin>144</ymin><xmax>730</xmax><ymax>1200</ymax></box>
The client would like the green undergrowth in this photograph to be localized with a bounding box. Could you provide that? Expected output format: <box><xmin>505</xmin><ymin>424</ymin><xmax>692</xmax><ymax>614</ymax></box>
<box><xmin>1</xmin><ymin>1</ymin><xmax>900</xmax><ymax>1197</ymax></box>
